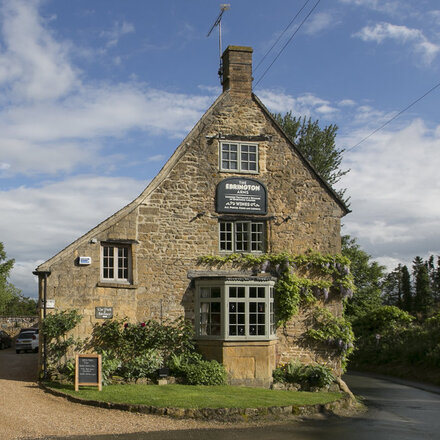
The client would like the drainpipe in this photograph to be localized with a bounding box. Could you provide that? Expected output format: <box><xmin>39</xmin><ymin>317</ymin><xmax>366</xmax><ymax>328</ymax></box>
<box><xmin>33</xmin><ymin>270</ymin><xmax>50</xmax><ymax>380</ymax></box>
<box><xmin>43</xmin><ymin>272</ymin><xmax>48</xmax><ymax>380</ymax></box>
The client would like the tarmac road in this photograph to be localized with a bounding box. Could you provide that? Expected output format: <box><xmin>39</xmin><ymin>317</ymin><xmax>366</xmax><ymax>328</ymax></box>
<box><xmin>52</xmin><ymin>373</ymin><xmax>440</xmax><ymax>440</ymax></box>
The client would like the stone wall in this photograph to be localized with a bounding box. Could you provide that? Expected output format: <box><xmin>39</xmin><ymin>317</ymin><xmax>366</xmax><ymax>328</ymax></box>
<box><xmin>0</xmin><ymin>316</ymin><xmax>38</xmax><ymax>337</ymax></box>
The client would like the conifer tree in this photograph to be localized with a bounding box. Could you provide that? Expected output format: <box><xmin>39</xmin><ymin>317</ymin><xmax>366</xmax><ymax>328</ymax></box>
<box><xmin>412</xmin><ymin>256</ymin><xmax>433</xmax><ymax>320</ymax></box>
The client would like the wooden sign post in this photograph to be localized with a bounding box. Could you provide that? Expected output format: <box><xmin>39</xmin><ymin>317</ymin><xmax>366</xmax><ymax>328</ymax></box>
<box><xmin>75</xmin><ymin>354</ymin><xmax>102</xmax><ymax>391</ymax></box>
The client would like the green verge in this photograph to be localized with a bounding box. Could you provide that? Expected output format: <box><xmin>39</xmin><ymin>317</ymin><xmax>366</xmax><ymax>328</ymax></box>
<box><xmin>45</xmin><ymin>383</ymin><xmax>342</xmax><ymax>409</ymax></box>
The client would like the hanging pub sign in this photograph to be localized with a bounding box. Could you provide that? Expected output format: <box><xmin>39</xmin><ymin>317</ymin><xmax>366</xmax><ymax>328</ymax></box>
<box><xmin>216</xmin><ymin>177</ymin><xmax>267</xmax><ymax>215</ymax></box>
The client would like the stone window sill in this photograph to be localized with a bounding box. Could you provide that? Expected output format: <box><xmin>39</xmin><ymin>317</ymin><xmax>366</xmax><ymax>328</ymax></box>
<box><xmin>97</xmin><ymin>282</ymin><xmax>138</xmax><ymax>289</ymax></box>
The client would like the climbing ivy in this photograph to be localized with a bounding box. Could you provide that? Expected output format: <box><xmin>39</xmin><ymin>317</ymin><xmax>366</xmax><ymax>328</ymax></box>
<box><xmin>198</xmin><ymin>251</ymin><xmax>355</xmax><ymax>326</ymax></box>
<box><xmin>306</xmin><ymin>307</ymin><xmax>355</xmax><ymax>370</ymax></box>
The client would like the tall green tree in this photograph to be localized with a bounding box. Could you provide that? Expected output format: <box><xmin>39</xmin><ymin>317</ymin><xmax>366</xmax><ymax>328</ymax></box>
<box><xmin>427</xmin><ymin>255</ymin><xmax>440</xmax><ymax>305</ymax></box>
<box><xmin>412</xmin><ymin>256</ymin><xmax>433</xmax><ymax>320</ymax></box>
<box><xmin>342</xmin><ymin>235</ymin><xmax>385</xmax><ymax>326</ymax></box>
<box><xmin>0</xmin><ymin>242</ymin><xmax>36</xmax><ymax>316</ymax></box>
<box><xmin>401</xmin><ymin>265</ymin><xmax>412</xmax><ymax>313</ymax></box>
<box><xmin>272</xmin><ymin>112</ymin><xmax>349</xmax><ymax>201</ymax></box>
<box><xmin>382</xmin><ymin>264</ymin><xmax>413</xmax><ymax>312</ymax></box>
<box><xmin>0</xmin><ymin>242</ymin><xmax>17</xmax><ymax>315</ymax></box>
<box><xmin>382</xmin><ymin>264</ymin><xmax>404</xmax><ymax>308</ymax></box>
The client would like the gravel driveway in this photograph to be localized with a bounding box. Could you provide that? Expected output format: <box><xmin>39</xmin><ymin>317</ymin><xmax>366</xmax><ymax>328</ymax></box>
<box><xmin>0</xmin><ymin>348</ymin><xmax>229</xmax><ymax>439</ymax></box>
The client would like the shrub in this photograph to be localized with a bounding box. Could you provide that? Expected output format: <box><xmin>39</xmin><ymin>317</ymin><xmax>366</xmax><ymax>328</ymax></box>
<box><xmin>273</xmin><ymin>361</ymin><xmax>335</xmax><ymax>389</ymax></box>
<box><xmin>118</xmin><ymin>349</ymin><xmax>163</xmax><ymax>382</ymax></box>
<box><xmin>41</xmin><ymin>310</ymin><xmax>82</xmax><ymax>367</ymax></box>
<box><xmin>184</xmin><ymin>360</ymin><xmax>227</xmax><ymax>385</ymax></box>
<box><xmin>169</xmin><ymin>352</ymin><xmax>227</xmax><ymax>385</ymax></box>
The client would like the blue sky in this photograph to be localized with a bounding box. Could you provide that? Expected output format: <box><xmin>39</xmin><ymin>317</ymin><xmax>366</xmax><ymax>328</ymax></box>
<box><xmin>0</xmin><ymin>0</ymin><xmax>439</xmax><ymax>298</ymax></box>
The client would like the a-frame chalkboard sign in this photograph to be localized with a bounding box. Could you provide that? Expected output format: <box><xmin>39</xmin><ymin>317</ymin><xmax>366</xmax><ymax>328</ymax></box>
<box><xmin>75</xmin><ymin>354</ymin><xmax>102</xmax><ymax>391</ymax></box>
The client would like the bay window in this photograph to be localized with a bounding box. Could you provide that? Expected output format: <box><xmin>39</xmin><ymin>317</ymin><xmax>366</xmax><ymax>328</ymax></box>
<box><xmin>196</xmin><ymin>280</ymin><xmax>276</xmax><ymax>340</ymax></box>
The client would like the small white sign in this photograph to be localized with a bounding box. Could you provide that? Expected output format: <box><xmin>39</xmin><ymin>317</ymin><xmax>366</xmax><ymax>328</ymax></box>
<box><xmin>79</xmin><ymin>256</ymin><xmax>92</xmax><ymax>265</ymax></box>
<box><xmin>45</xmin><ymin>299</ymin><xmax>55</xmax><ymax>309</ymax></box>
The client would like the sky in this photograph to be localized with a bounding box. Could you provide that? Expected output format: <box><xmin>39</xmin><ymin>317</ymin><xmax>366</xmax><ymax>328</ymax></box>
<box><xmin>0</xmin><ymin>0</ymin><xmax>439</xmax><ymax>299</ymax></box>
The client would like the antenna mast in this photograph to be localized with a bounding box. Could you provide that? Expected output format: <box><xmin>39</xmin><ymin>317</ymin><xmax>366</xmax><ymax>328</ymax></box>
<box><xmin>207</xmin><ymin>4</ymin><xmax>230</xmax><ymax>80</ymax></box>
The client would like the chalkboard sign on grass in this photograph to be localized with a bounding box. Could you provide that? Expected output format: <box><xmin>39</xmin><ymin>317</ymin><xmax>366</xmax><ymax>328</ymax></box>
<box><xmin>75</xmin><ymin>354</ymin><xmax>102</xmax><ymax>391</ymax></box>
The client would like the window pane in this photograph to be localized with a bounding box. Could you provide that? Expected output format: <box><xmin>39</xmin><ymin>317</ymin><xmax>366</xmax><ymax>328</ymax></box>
<box><xmin>103</xmin><ymin>246</ymin><xmax>114</xmax><ymax>279</ymax></box>
<box><xmin>200</xmin><ymin>301</ymin><xmax>221</xmax><ymax>336</ymax></box>
<box><xmin>221</xmin><ymin>144</ymin><xmax>238</xmax><ymax>170</ymax></box>
<box><xmin>220</xmin><ymin>222</ymin><xmax>233</xmax><ymax>251</ymax></box>
<box><xmin>251</xmin><ymin>223</ymin><xmax>264</xmax><ymax>252</ymax></box>
<box><xmin>229</xmin><ymin>301</ymin><xmax>245</xmax><ymax>336</ymax></box>
<box><xmin>235</xmin><ymin>222</ymin><xmax>249</xmax><ymax>252</ymax></box>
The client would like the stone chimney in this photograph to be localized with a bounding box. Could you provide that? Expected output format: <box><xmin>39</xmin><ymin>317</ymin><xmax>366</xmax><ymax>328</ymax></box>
<box><xmin>221</xmin><ymin>45</ymin><xmax>253</xmax><ymax>96</ymax></box>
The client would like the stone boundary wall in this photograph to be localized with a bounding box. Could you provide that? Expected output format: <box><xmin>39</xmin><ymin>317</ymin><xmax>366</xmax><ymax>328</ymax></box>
<box><xmin>0</xmin><ymin>316</ymin><xmax>38</xmax><ymax>337</ymax></box>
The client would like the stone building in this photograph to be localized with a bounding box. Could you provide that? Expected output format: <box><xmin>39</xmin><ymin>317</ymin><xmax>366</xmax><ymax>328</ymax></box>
<box><xmin>34</xmin><ymin>46</ymin><xmax>349</xmax><ymax>387</ymax></box>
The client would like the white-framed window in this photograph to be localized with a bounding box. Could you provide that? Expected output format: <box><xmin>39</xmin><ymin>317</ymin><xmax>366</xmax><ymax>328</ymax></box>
<box><xmin>219</xmin><ymin>221</ymin><xmax>265</xmax><ymax>253</ymax></box>
<box><xmin>220</xmin><ymin>142</ymin><xmax>258</xmax><ymax>173</ymax></box>
<box><xmin>196</xmin><ymin>280</ymin><xmax>275</xmax><ymax>340</ymax></box>
<box><xmin>101</xmin><ymin>243</ymin><xmax>132</xmax><ymax>283</ymax></box>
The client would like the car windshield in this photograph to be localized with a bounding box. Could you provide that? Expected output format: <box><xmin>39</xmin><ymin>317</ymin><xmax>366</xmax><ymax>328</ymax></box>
<box><xmin>17</xmin><ymin>333</ymin><xmax>34</xmax><ymax>339</ymax></box>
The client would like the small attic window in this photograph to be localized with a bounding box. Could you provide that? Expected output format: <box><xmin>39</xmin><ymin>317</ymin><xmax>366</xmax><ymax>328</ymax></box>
<box><xmin>220</xmin><ymin>142</ymin><xmax>258</xmax><ymax>173</ymax></box>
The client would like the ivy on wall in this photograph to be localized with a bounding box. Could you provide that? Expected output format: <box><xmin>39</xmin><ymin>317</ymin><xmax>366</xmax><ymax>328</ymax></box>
<box><xmin>198</xmin><ymin>251</ymin><xmax>355</xmax><ymax>322</ymax></box>
<box><xmin>198</xmin><ymin>251</ymin><xmax>356</xmax><ymax>369</ymax></box>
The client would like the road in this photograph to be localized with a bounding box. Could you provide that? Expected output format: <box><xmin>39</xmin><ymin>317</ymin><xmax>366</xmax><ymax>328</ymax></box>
<box><xmin>1</xmin><ymin>345</ymin><xmax>439</xmax><ymax>439</ymax></box>
<box><xmin>55</xmin><ymin>373</ymin><xmax>440</xmax><ymax>440</ymax></box>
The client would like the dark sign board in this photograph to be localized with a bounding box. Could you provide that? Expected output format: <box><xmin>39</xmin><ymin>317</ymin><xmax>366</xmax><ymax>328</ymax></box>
<box><xmin>75</xmin><ymin>354</ymin><xmax>102</xmax><ymax>391</ymax></box>
<box><xmin>95</xmin><ymin>307</ymin><xmax>113</xmax><ymax>319</ymax></box>
<box><xmin>216</xmin><ymin>177</ymin><xmax>267</xmax><ymax>215</ymax></box>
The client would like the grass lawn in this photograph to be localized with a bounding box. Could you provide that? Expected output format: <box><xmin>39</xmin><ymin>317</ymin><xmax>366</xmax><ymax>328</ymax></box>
<box><xmin>46</xmin><ymin>383</ymin><xmax>342</xmax><ymax>409</ymax></box>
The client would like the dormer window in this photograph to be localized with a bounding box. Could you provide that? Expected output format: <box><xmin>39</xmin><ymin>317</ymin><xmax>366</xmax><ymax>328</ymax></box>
<box><xmin>220</xmin><ymin>142</ymin><xmax>258</xmax><ymax>173</ymax></box>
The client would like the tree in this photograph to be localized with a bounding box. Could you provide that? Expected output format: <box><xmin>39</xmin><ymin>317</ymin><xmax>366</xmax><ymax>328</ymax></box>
<box><xmin>0</xmin><ymin>242</ymin><xmax>17</xmax><ymax>315</ymax></box>
<box><xmin>412</xmin><ymin>256</ymin><xmax>433</xmax><ymax>320</ymax></box>
<box><xmin>427</xmin><ymin>255</ymin><xmax>440</xmax><ymax>305</ymax></box>
<box><xmin>382</xmin><ymin>264</ymin><xmax>412</xmax><ymax>312</ymax></box>
<box><xmin>0</xmin><ymin>242</ymin><xmax>36</xmax><ymax>316</ymax></box>
<box><xmin>401</xmin><ymin>265</ymin><xmax>412</xmax><ymax>313</ymax></box>
<box><xmin>273</xmin><ymin>112</ymin><xmax>349</xmax><ymax>201</ymax></box>
<box><xmin>342</xmin><ymin>235</ymin><xmax>385</xmax><ymax>325</ymax></box>
<box><xmin>382</xmin><ymin>265</ymin><xmax>404</xmax><ymax>308</ymax></box>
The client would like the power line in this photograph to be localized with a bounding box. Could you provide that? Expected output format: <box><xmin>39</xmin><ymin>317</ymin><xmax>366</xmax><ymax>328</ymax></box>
<box><xmin>346</xmin><ymin>79</ymin><xmax>440</xmax><ymax>152</ymax></box>
<box><xmin>253</xmin><ymin>0</ymin><xmax>313</xmax><ymax>74</ymax></box>
<box><xmin>253</xmin><ymin>0</ymin><xmax>321</xmax><ymax>89</ymax></box>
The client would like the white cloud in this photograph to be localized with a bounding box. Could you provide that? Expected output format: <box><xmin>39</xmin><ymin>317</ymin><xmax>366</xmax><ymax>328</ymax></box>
<box><xmin>258</xmin><ymin>90</ymin><xmax>338</xmax><ymax>117</ymax></box>
<box><xmin>100</xmin><ymin>20</ymin><xmax>135</xmax><ymax>48</ymax></box>
<box><xmin>0</xmin><ymin>0</ymin><xmax>212</xmax><ymax>178</ymax></box>
<box><xmin>339</xmin><ymin>99</ymin><xmax>356</xmax><ymax>107</ymax></box>
<box><xmin>340</xmin><ymin>119</ymin><xmax>440</xmax><ymax>263</ymax></box>
<box><xmin>0</xmin><ymin>0</ymin><xmax>79</xmax><ymax>101</ymax></box>
<box><xmin>1</xmin><ymin>175</ymin><xmax>146</xmax><ymax>298</ymax></box>
<box><xmin>338</xmin><ymin>0</ymin><xmax>401</xmax><ymax>15</ymax></box>
<box><xmin>303</xmin><ymin>12</ymin><xmax>336</xmax><ymax>35</ymax></box>
<box><xmin>354</xmin><ymin>22</ymin><xmax>440</xmax><ymax>64</ymax></box>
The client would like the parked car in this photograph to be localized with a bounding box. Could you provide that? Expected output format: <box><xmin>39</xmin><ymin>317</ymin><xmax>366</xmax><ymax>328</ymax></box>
<box><xmin>18</xmin><ymin>327</ymin><xmax>39</xmax><ymax>335</ymax></box>
<box><xmin>15</xmin><ymin>331</ymin><xmax>39</xmax><ymax>353</ymax></box>
<box><xmin>0</xmin><ymin>330</ymin><xmax>12</xmax><ymax>349</ymax></box>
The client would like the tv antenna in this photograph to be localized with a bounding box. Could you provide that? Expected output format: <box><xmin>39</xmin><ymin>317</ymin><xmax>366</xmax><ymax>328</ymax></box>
<box><xmin>207</xmin><ymin>4</ymin><xmax>230</xmax><ymax>79</ymax></box>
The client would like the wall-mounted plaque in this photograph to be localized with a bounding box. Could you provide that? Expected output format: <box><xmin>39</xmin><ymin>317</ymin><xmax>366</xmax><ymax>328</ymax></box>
<box><xmin>95</xmin><ymin>307</ymin><xmax>113</xmax><ymax>319</ymax></box>
<box><xmin>216</xmin><ymin>177</ymin><xmax>267</xmax><ymax>215</ymax></box>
